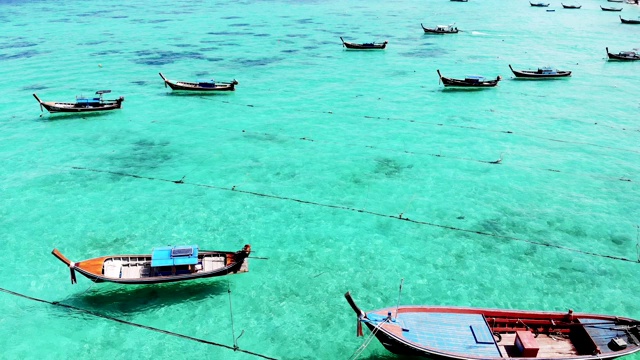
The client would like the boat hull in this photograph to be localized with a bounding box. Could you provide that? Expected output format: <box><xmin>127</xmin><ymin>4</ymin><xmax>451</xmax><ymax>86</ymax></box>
<box><xmin>159</xmin><ymin>73</ymin><xmax>237</xmax><ymax>92</ymax></box>
<box><xmin>52</xmin><ymin>245</ymin><xmax>250</xmax><ymax>285</ymax></box>
<box><xmin>345</xmin><ymin>292</ymin><xmax>640</xmax><ymax>360</ymax></box>
<box><xmin>33</xmin><ymin>93</ymin><xmax>124</xmax><ymax>113</ymax></box>
<box><xmin>606</xmin><ymin>47</ymin><xmax>640</xmax><ymax>60</ymax></box>
<box><xmin>340</xmin><ymin>37</ymin><xmax>387</xmax><ymax>50</ymax></box>
<box><xmin>509</xmin><ymin>65</ymin><xmax>571</xmax><ymax>78</ymax></box>
<box><xmin>620</xmin><ymin>16</ymin><xmax>640</xmax><ymax>24</ymax></box>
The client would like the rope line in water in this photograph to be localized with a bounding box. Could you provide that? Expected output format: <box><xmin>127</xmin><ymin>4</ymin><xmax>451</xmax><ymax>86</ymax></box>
<box><xmin>0</xmin><ymin>287</ymin><xmax>277</xmax><ymax>360</ymax></box>
<box><xmin>204</xmin><ymin>98</ymin><xmax>640</xmax><ymax>155</ymax></box>
<box><xmin>70</xmin><ymin>166</ymin><xmax>638</xmax><ymax>264</ymax></box>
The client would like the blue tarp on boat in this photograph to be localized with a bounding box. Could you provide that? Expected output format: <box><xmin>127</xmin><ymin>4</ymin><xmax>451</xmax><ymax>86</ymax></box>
<box><xmin>151</xmin><ymin>245</ymin><xmax>199</xmax><ymax>267</ymax></box>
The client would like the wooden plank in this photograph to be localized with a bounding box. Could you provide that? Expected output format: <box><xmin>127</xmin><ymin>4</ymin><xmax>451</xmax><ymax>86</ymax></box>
<box><xmin>77</xmin><ymin>256</ymin><xmax>108</xmax><ymax>275</ymax></box>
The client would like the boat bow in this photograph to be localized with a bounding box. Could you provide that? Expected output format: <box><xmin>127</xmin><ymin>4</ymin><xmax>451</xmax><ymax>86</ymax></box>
<box><xmin>345</xmin><ymin>292</ymin><xmax>367</xmax><ymax>336</ymax></box>
<box><xmin>51</xmin><ymin>249</ymin><xmax>77</xmax><ymax>284</ymax></box>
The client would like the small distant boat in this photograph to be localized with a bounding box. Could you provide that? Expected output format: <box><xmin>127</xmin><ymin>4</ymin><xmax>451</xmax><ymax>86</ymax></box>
<box><xmin>421</xmin><ymin>23</ymin><xmax>459</xmax><ymax>34</ymax></box>
<box><xmin>601</xmin><ymin>5</ymin><xmax>623</xmax><ymax>11</ymax></box>
<box><xmin>450</xmin><ymin>0</ymin><xmax>468</xmax><ymax>2</ymax></box>
<box><xmin>52</xmin><ymin>244</ymin><xmax>251</xmax><ymax>284</ymax></box>
<box><xmin>606</xmin><ymin>47</ymin><xmax>640</xmax><ymax>60</ymax></box>
<box><xmin>159</xmin><ymin>73</ymin><xmax>238</xmax><ymax>92</ymax></box>
<box><xmin>33</xmin><ymin>91</ymin><xmax>124</xmax><ymax>113</ymax></box>
<box><xmin>340</xmin><ymin>37</ymin><xmax>388</xmax><ymax>50</ymax></box>
<box><xmin>508</xmin><ymin>64</ymin><xmax>572</xmax><ymax>78</ymax></box>
<box><xmin>530</xmin><ymin>2</ymin><xmax>550</xmax><ymax>6</ymax></box>
<box><xmin>620</xmin><ymin>15</ymin><xmax>640</xmax><ymax>23</ymax></box>
<box><xmin>345</xmin><ymin>291</ymin><xmax>640</xmax><ymax>360</ymax></box>
<box><xmin>437</xmin><ymin>69</ymin><xmax>501</xmax><ymax>88</ymax></box>
<box><xmin>561</xmin><ymin>3</ymin><xmax>582</xmax><ymax>8</ymax></box>
<box><xmin>608</xmin><ymin>0</ymin><xmax>623</xmax><ymax>2</ymax></box>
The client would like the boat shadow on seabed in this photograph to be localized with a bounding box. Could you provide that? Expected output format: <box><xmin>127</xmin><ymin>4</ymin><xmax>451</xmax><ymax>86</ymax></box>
<box><xmin>59</xmin><ymin>280</ymin><xmax>228</xmax><ymax>315</ymax></box>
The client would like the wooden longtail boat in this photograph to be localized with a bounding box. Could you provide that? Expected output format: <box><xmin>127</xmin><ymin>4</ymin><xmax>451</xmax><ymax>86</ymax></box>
<box><xmin>561</xmin><ymin>3</ymin><xmax>582</xmax><ymax>9</ymax></box>
<box><xmin>619</xmin><ymin>15</ymin><xmax>640</xmax><ymax>24</ymax></box>
<box><xmin>508</xmin><ymin>64</ymin><xmax>572</xmax><ymax>78</ymax></box>
<box><xmin>530</xmin><ymin>2</ymin><xmax>551</xmax><ymax>7</ymax></box>
<box><xmin>33</xmin><ymin>91</ymin><xmax>124</xmax><ymax>113</ymax></box>
<box><xmin>345</xmin><ymin>292</ymin><xmax>640</xmax><ymax>360</ymax></box>
<box><xmin>159</xmin><ymin>73</ymin><xmax>238</xmax><ymax>92</ymax></box>
<box><xmin>52</xmin><ymin>244</ymin><xmax>251</xmax><ymax>285</ymax></box>
<box><xmin>450</xmin><ymin>0</ymin><xmax>469</xmax><ymax>2</ymax></box>
<box><xmin>606</xmin><ymin>47</ymin><xmax>640</xmax><ymax>60</ymax></box>
<box><xmin>340</xmin><ymin>37</ymin><xmax>388</xmax><ymax>50</ymax></box>
<box><xmin>608</xmin><ymin>0</ymin><xmax>623</xmax><ymax>2</ymax></box>
<box><xmin>421</xmin><ymin>23</ymin><xmax>459</xmax><ymax>34</ymax></box>
<box><xmin>601</xmin><ymin>6</ymin><xmax>623</xmax><ymax>11</ymax></box>
<box><xmin>437</xmin><ymin>69</ymin><xmax>501</xmax><ymax>88</ymax></box>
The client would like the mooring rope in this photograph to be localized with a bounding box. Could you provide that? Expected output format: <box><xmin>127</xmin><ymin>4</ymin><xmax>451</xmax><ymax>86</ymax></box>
<box><xmin>145</xmin><ymin>120</ymin><xmax>636</xmax><ymax>184</ymax></box>
<box><xmin>0</xmin><ymin>287</ymin><xmax>277</xmax><ymax>360</ymax></box>
<box><xmin>197</xmin><ymin>97</ymin><xmax>640</xmax><ymax>154</ymax></box>
<box><xmin>348</xmin><ymin>319</ymin><xmax>387</xmax><ymax>360</ymax></box>
<box><xmin>69</xmin><ymin>166</ymin><xmax>638</xmax><ymax>264</ymax></box>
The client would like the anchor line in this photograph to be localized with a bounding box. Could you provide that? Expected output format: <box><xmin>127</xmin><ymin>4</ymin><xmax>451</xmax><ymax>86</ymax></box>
<box><xmin>70</xmin><ymin>166</ymin><xmax>637</xmax><ymax>264</ymax></box>
<box><xmin>200</xmin><ymin>97</ymin><xmax>640</xmax><ymax>154</ymax></box>
<box><xmin>0</xmin><ymin>287</ymin><xmax>277</xmax><ymax>360</ymax></box>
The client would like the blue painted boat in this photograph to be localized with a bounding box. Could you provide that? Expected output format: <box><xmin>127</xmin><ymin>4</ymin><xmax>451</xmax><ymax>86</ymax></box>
<box><xmin>345</xmin><ymin>292</ymin><xmax>640</xmax><ymax>360</ymax></box>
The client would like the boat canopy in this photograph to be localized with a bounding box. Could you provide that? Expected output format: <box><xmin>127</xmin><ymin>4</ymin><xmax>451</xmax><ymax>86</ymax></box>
<box><xmin>538</xmin><ymin>67</ymin><xmax>558</xmax><ymax>74</ymax></box>
<box><xmin>151</xmin><ymin>245</ymin><xmax>199</xmax><ymax>267</ymax></box>
<box><xmin>465</xmin><ymin>75</ymin><xmax>486</xmax><ymax>82</ymax></box>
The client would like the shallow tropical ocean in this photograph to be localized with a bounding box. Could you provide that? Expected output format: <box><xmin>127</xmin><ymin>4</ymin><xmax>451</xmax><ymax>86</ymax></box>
<box><xmin>1</xmin><ymin>0</ymin><xmax>639</xmax><ymax>359</ymax></box>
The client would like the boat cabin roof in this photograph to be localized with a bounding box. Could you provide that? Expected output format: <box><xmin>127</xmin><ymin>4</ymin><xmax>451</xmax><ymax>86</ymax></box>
<box><xmin>465</xmin><ymin>75</ymin><xmax>486</xmax><ymax>81</ymax></box>
<box><xmin>538</xmin><ymin>67</ymin><xmax>558</xmax><ymax>74</ymax></box>
<box><xmin>151</xmin><ymin>245</ymin><xmax>199</xmax><ymax>267</ymax></box>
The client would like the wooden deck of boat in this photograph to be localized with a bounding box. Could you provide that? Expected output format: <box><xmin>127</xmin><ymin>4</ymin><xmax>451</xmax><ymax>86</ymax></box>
<box><xmin>498</xmin><ymin>333</ymin><xmax>578</xmax><ymax>358</ymax></box>
<box><xmin>394</xmin><ymin>312</ymin><xmax>503</xmax><ymax>357</ymax></box>
<box><xmin>375</xmin><ymin>310</ymin><xmax>589</xmax><ymax>358</ymax></box>
<box><xmin>77</xmin><ymin>257</ymin><xmax>108</xmax><ymax>275</ymax></box>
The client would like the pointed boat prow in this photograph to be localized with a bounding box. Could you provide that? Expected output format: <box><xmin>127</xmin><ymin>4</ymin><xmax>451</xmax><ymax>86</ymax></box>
<box><xmin>51</xmin><ymin>249</ymin><xmax>77</xmax><ymax>284</ymax></box>
<box><xmin>344</xmin><ymin>291</ymin><xmax>365</xmax><ymax>318</ymax></box>
<box><xmin>159</xmin><ymin>72</ymin><xmax>168</xmax><ymax>87</ymax></box>
<box><xmin>51</xmin><ymin>248</ymin><xmax>72</xmax><ymax>266</ymax></box>
<box><xmin>33</xmin><ymin>93</ymin><xmax>44</xmax><ymax>112</ymax></box>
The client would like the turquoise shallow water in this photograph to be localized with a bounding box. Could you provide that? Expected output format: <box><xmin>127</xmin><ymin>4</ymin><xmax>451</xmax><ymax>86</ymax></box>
<box><xmin>1</xmin><ymin>0</ymin><xmax>640</xmax><ymax>359</ymax></box>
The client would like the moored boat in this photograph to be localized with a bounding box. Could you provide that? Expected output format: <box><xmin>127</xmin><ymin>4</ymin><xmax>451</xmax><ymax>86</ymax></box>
<box><xmin>530</xmin><ymin>2</ymin><xmax>551</xmax><ymax>6</ymax></box>
<box><xmin>608</xmin><ymin>0</ymin><xmax>623</xmax><ymax>2</ymax></box>
<box><xmin>437</xmin><ymin>69</ymin><xmax>501</xmax><ymax>88</ymax></box>
<box><xmin>52</xmin><ymin>244</ymin><xmax>251</xmax><ymax>284</ymax></box>
<box><xmin>159</xmin><ymin>73</ymin><xmax>238</xmax><ymax>92</ymax></box>
<box><xmin>421</xmin><ymin>23</ymin><xmax>459</xmax><ymax>34</ymax></box>
<box><xmin>561</xmin><ymin>3</ymin><xmax>582</xmax><ymax>8</ymax></box>
<box><xmin>606</xmin><ymin>47</ymin><xmax>640</xmax><ymax>60</ymax></box>
<box><xmin>508</xmin><ymin>64</ymin><xmax>572</xmax><ymax>78</ymax></box>
<box><xmin>33</xmin><ymin>91</ymin><xmax>124</xmax><ymax>113</ymax></box>
<box><xmin>345</xmin><ymin>291</ymin><xmax>640</xmax><ymax>360</ymax></box>
<box><xmin>619</xmin><ymin>15</ymin><xmax>640</xmax><ymax>23</ymax></box>
<box><xmin>340</xmin><ymin>37</ymin><xmax>388</xmax><ymax>50</ymax></box>
<box><xmin>601</xmin><ymin>5</ymin><xmax>623</xmax><ymax>11</ymax></box>
<box><xmin>450</xmin><ymin>0</ymin><xmax>469</xmax><ymax>2</ymax></box>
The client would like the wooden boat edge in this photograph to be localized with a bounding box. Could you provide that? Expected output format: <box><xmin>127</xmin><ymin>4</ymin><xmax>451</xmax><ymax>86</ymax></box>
<box><xmin>345</xmin><ymin>291</ymin><xmax>640</xmax><ymax>360</ymax></box>
<box><xmin>52</xmin><ymin>245</ymin><xmax>251</xmax><ymax>284</ymax></box>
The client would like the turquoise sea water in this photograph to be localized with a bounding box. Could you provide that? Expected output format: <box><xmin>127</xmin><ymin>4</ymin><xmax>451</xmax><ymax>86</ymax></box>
<box><xmin>1</xmin><ymin>0</ymin><xmax>639</xmax><ymax>359</ymax></box>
